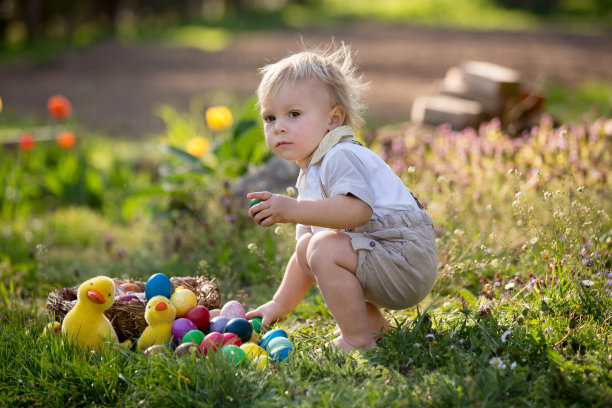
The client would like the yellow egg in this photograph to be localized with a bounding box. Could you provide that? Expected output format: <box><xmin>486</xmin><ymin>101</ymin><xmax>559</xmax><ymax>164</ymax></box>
<box><xmin>240</xmin><ymin>343</ymin><xmax>266</xmax><ymax>360</ymax></box>
<box><xmin>246</xmin><ymin>330</ymin><xmax>259</xmax><ymax>345</ymax></box>
<box><xmin>252</xmin><ymin>354</ymin><xmax>270</xmax><ymax>370</ymax></box>
<box><xmin>170</xmin><ymin>288</ymin><xmax>197</xmax><ymax>318</ymax></box>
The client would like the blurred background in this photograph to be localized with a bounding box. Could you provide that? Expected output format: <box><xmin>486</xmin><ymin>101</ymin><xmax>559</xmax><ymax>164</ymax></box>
<box><xmin>0</xmin><ymin>0</ymin><xmax>611</xmax><ymax>137</ymax></box>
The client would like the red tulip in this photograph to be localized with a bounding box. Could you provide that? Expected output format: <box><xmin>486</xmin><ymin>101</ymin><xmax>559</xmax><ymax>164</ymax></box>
<box><xmin>56</xmin><ymin>130</ymin><xmax>76</xmax><ymax>150</ymax></box>
<box><xmin>19</xmin><ymin>133</ymin><xmax>35</xmax><ymax>151</ymax></box>
<box><xmin>47</xmin><ymin>95</ymin><xmax>72</xmax><ymax>120</ymax></box>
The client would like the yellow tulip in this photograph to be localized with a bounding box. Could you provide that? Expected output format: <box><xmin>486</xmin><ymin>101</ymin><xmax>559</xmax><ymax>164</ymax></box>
<box><xmin>205</xmin><ymin>106</ymin><xmax>233</xmax><ymax>132</ymax></box>
<box><xmin>185</xmin><ymin>137</ymin><xmax>209</xmax><ymax>157</ymax></box>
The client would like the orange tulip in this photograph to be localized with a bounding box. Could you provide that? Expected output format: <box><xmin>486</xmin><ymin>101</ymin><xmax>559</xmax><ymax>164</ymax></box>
<box><xmin>205</xmin><ymin>106</ymin><xmax>233</xmax><ymax>132</ymax></box>
<box><xmin>0</xmin><ymin>96</ymin><xmax>3</xmax><ymax>114</ymax></box>
<box><xmin>47</xmin><ymin>95</ymin><xmax>72</xmax><ymax>120</ymax></box>
<box><xmin>56</xmin><ymin>130</ymin><xmax>76</xmax><ymax>150</ymax></box>
<box><xmin>19</xmin><ymin>133</ymin><xmax>35</xmax><ymax>151</ymax></box>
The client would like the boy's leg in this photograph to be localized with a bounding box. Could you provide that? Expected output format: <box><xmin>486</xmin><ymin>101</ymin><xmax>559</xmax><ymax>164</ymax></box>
<box><xmin>307</xmin><ymin>230</ymin><xmax>377</xmax><ymax>352</ymax></box>
<box><xmin>365</xmin><ymin>302</ymin><xmax>390</xmax><ymax>338</ymax></box>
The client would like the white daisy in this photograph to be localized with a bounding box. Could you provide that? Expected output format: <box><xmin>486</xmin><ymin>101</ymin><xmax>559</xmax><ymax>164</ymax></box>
<box><xmin>501</xmin><ymin>330</ymin><xmax>511</xmax><ymax>344</ymax></box>
<box><xmin>489</xmin><ymin>357</ymin><xmax>507</xmax><ymax>369</ymax></box>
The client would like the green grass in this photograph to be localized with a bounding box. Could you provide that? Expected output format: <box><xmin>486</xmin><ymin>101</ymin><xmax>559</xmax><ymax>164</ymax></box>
<box><xmin>1</xmin><ymin>101</ymin><xmax>611</xmax><ymax>406</ymax></box>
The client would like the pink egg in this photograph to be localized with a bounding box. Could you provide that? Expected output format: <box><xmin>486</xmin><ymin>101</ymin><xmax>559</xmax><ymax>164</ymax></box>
<box><xmin>201</xmin><ymin>332</ymin><xmax>224</xmax><ymax>355</ymax></box>
<box><xmin>221</xmin><ymin>300</ymin><xmax>246</xmax><ymax>320</ymax></box>
<box><xmin>222</xmin><ymin>332</ymin><xmax>242</xmax><ymax>347</ymax></box>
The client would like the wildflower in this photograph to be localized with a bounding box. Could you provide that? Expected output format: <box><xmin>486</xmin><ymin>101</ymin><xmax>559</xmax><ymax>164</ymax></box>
<box><xmin>47</xmin><ymin>95</ymin><xmax>72</xmax><ymax>120</ymax></box>
<box><xmin>407</xmin><ymin>166</ymin><xmax>416</xmax><ymax>174</ymax></box>
<box><xmin>56</xmin><ymin>130</ymin><xmax>75</xmax><ymax>149</ymax></box>
<box><xmin>185</xmin><ymin>137</ymin><xmax>209</xmax><ymax>157</ymax></box>
<box><xmin>489</xmin><ymin>357</ymin><xmax>506</xmax><ymax>369</ymax></box>
<box><xmin>501</xmin><ymin>330</ymin><xmax>511</xmax><ymax>343</ymax></box>
<box><xmin>577</xmin><ymin>186</ymin><xmax>585</xmax><ymax>193</ymax></box>
<box><xmin>425</xmin><ymin>333</ymin><xmax>435</xmax><ymax>341</ymax></box>
<box><xmin>19</xmin><ymin>133</ymin><xmax>35</xmax><ymax>151</ymax></box>
<box><xmin>581</xmin><ymin>279</ymin><xmax>595</xmax><ymax>287</ymax></box>
<box><xmin>505</xmin><ymin>282</ymin><xmax>516</xmax><ymax>290</ymax></box>
<box><xmin>286</xmin><ymin>186</ymin><xmax>296</xmax><ymax>197</ymax></box>
<box><xmin>206</xmin><ymin>106</ymin><xmax>233</xmax><ymax>131</ymax></box>
<box><xmin>247</xmin><ymin>243</ymin><xmax>257</xmax><ymax>253</ymax></box>
<box><xmin>274</xmin><ymin>226</ymin><xmax>283</xmax><ymax>235</ymax></box>
<box><xmin>510</xmin><ymin>361</ymin><xmax>517</xmax><ymax>370</ymax></box>
<box><xmin>479</xmin><ymin>304</ymin><xmax>491</xmax><ymax>317</ymax></box>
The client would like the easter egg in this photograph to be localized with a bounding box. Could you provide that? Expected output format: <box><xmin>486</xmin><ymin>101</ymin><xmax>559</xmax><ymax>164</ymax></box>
<box><xmin>174</xmin><ymin>342</ymin><xmax>201</xmax><ymax>358</ymax></box>
<box><xmin>252</xmin><ymin>354</ymin><xmax>270</xmax><ymax>370</ymax></box>
<box><xmin>114</xmin><ymin>284</ymin><xmax>126</xmax><ymax>297</ymax></box>
<box><xmin>265</xmin><ymin>337</ymin><xmax>293</xmax><ymax>353</ymax></box>
<box><xmin>121</xmin><ymin>282</ymin><xmax>142</xmax><ymax>293</ymax></box>
<box><xmin>224</xmin><ymin>318</ymin><xmax>253</xmax><ymax>343</ymax></box>
<box><xmin>42</xmin><ymin>321</ymin><xmax>61</xmax><ymax>336</ymax></box>
<box><xmin>209</xmin><ymin>308</ymin><xmax>221</xmax><ymax>319</ymax></box>
<box><xmin>222</xmin><ymin>332</ymin><xmax>242</xmax><ymax>347</ymax></box>
<box><xmin>250</xmin><ymin>198</ymin><xmax>263</xmax><ymax>207</ymax></box>
<box><xmin>201</xmin><ymin>332</ymin><xmax>224</xmax><ymax>355</ymax></box>
<box><xmin>221</xmin><ymin>300</ymin><xmax>246</xmax><ymax>320</ymax></box>
<box><xmin>145</xmin><ymin>273</ymin><xmax>172</xmax><ymax>300</ymax></box>
<box><xmin>170</xmin><ymin>288</ymin><xmax>197</xmax><ymax>318</ymax></box>
<box><xmin>117</xmin><ymin>294</ymin><xmax>139</xmax><ymax>302</ymax></box>
<box><xmin>171</xmin><ymin>318</ymin><xmax>197</xmax><ymax>343</ymax></box>
<box><xmin>247</xmin><ymin>330</ymin><xmax>259</xmax><ymax>345</ymax></box>
<box><xmin>144</xmin><ymin>345</ymin><xmax>167</xmax><ymax>357</ymax></box>
<box><xmin>240</xmin><ymin>343</ymin><xmax>266</xmax><ymax>360</ymax></box>
<box><xmin>259</xmin><ymin>328</ymin><xmax>288</xmax><ymax>351</ymax></box>
<box><xmin>268</xmin><ymin>345</ymin><xmax>292</xmax><ymax>363</ymax></box>
<box><xmin>249</xmin><ymin>317</ymin><xmax>263</xmax><ymax>334</ymax></box>
<box><xmin>221</xmin><ymin>345</ymin><xmax>247</xmax><ymax>366</ymax></box>
<box><xmin>208</xmin><ymin>316</ymin><xmax>229</xmax><ymax>333</ymax></box>
<box><xmin>184</xmin><ymin>305</ymin><xmax>210</xmax><ymax>331</ymax></box>
<box><xmin>182</xmin><ymin>329</ymin><xmax>205</xmax><ymax>345</ymax></box>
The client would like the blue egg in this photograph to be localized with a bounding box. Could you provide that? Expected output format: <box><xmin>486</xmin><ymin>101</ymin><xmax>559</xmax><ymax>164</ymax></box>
<box><xmin>224</xmin><ymin>318</ymin><xmax>253</xmax><ymax>343</ymax></box>
<box><xmin>265</xmin><ymin>337</ymin><xmax>293</xmax><ymax>352</ymax></box>
<box><xmin>259</xmin><ymin>328</ymin><xmax>288</xmax><ymax>351</ymax></box>
<box><xmin>268</xmin><ymin>345</ymin><xmax>292</xmax><ymax>362</ymax></box>
<box><xmin>145</xmin><ymin>273</ymin><xmax>172</xmax><ymax>300</ymax></box>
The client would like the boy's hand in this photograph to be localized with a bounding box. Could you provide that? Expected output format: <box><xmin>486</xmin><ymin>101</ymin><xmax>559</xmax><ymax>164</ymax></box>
<box><xmin>247</xmin><ymin>191</ymin><xmax>298</xmax><ymax>227</ymax></box>
<box><xmin>245</xmin><ymin>300</ymin><xmax>286</xmax><ymax>332</ymax></box>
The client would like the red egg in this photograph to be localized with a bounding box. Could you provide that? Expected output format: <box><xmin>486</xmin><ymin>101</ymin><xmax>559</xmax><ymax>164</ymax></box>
<box><xmin>184</xmin><ymin>305</ymin><xmax>210</xmax><ymax>332</ymax></box>
<box><xmin>222</xmin><ymin>332</ymin><xmax>242</xmax><ymax>347</ymax></box>
<box><xmin>201</xmin><ymin>332</ymin><xmax>224</xmax><ymax>355</ymax></box>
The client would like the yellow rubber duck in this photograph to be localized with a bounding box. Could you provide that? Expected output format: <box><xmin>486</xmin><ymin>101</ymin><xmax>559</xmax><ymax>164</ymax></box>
<box><xmin>61</xmin><ymin>276</ymin><xmax>119</xmax><ymax>351</ymax></box>
<box><xmin>137</xmin><ymin>295</ymin><xmax>177</xmax><ymax>351</ymax></box>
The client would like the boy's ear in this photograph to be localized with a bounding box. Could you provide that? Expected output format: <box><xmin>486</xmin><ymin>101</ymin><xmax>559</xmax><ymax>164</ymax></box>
<box><xmin>328</xmin><ymin>106</ymin><xmax>346</xmax><ymax>130</ymax></box>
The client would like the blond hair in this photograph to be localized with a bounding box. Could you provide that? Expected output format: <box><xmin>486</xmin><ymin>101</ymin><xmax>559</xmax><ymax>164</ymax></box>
<box><xmin>257</xmin><ymin>43</ymin><xmax>368</xmax><ymax>129</ymax></box>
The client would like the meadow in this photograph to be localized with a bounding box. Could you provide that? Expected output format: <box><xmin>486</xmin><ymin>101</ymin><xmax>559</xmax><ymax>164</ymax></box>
<box><xmin>0</xmin><ymin>85</ymin><xmax>610</xmax><ymax>407</ymax></box>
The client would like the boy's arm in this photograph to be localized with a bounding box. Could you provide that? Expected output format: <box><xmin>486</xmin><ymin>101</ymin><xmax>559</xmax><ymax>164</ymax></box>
<box><xmin>248</xmin><ymin>192</ymin><xmax>372</xmax><ymax>229</ymax></box>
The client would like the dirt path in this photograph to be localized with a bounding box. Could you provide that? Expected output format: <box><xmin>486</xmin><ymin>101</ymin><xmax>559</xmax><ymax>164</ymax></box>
<box><xmin>1</xmin><ymin>22</ymin><xmax>611</xmax><ymax>137</ymax></box>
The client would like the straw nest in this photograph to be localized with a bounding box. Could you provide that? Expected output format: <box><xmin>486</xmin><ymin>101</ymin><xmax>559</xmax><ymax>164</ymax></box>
<box><xmin>46</xmin><ymin>276</ymin><xmax>220</xmax><ymax>343</ymax></box>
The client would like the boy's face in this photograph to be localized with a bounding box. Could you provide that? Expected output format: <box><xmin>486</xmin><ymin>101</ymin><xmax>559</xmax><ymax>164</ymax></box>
<box><xmin>260</xmin><ymin>78</ymin><xmax>344</xmax><ymax>169</ymax></box>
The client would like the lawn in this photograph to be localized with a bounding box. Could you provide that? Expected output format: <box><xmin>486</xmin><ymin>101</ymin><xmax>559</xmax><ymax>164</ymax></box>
<box><xmin>0</xmin><ymin>86</ymin><xmax>610</xmax><ymax>407</ymax></box>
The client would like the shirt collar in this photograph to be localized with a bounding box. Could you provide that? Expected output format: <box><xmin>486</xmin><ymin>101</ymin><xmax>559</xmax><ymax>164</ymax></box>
<box><xmin>308</xmin><ymin>125</ymin><xmax>354</xmax><ymax>167</ymax></box>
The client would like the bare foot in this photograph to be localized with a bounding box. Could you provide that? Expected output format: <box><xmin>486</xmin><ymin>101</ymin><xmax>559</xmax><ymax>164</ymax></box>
<box><xmin>332</xmin><ymin>335</ymin><xmax>377</xmax><ymax>354</ymax></box>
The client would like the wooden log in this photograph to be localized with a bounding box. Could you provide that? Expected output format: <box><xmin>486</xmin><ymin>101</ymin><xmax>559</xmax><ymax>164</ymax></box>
<box><xmin>459</xmin><ymin>60</ymin><xmax>521</xmax><ymax>98</ymax></box>
<box><xmin>411</xmin><ymin>95</ymin><xmax>483</xmax><ymax>130</ymax></box>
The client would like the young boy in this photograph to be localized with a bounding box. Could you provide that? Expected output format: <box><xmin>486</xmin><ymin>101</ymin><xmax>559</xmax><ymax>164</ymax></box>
<box><xmin>246</xmin><ymin>44</ymin><xmax>438</xmax><ymax>353</ymax></box>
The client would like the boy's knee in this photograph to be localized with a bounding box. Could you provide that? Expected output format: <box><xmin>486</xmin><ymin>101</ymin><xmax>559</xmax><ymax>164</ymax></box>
<box><xmin>306</xmin><ymin>231</ymin><xmax>348</xmax><ymax>273</ymax></box>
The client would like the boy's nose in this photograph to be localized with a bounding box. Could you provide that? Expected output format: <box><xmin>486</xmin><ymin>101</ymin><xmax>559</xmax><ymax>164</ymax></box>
<box><xmin>274</xmin><ymin>122</ymin><xmax>287</xmax><ymax>134</ymax></box>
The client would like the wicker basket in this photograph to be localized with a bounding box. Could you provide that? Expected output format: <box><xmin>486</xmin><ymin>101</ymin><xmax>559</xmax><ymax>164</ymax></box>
<box><xmin>46</xmin><ymin>276</ymin><xmax>220</xmax><ymax>343</ymax></box>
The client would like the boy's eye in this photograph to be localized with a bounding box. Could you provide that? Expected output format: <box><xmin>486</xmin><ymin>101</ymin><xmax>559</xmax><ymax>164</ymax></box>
<box><xmin>264</xmin><ymin>115</ymin><xmax>275</xmax><ymax>123</ymax></box>
<box><xmin>289</xmin><ymin>111</ymin><xmax>300</xmax><ymax>118</ymax></box>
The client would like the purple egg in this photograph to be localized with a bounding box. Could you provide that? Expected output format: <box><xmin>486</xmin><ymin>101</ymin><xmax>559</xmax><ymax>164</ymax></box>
<box><xmin>171</xmin><ymin>318</ymin><xmax>198</xmax><ymax>343</ymax></box>
<box><xmin>221</xmin><ymin>300</ymin><xmax>246</xmax><ymax>320</ymax></box>
<box><xmin>208</xmin><ymin>316</ymin><xmax>229</xmax><ymax>333</ymax></box>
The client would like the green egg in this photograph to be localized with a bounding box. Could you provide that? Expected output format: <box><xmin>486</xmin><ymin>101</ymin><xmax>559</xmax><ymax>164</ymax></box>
<box><xmin>249</xmin><ymin>198</ymin><xmax>263</xmax><ymax>207</ymax></box>
<box><xmin>249</xmin><ymin>317</ymin><xmax>263</xmax><ymax>334</ymax></box>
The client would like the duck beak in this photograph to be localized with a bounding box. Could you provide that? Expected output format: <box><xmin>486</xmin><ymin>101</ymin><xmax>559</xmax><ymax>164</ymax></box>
<box><xmin>155</xmin><ymin>302</ymin><xmax>168</xmax><ymax>311</ymax></box>
<box><xmin>86</xmin><ymin>289</ymin><xmax>106</xmax><ymax>304</ymax></box>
